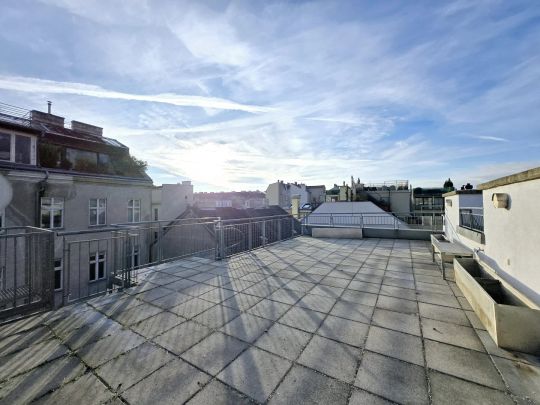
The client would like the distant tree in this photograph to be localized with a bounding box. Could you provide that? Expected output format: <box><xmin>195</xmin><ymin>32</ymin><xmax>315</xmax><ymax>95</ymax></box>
<box><xmin>465</xmin><ymin>183</ymin><xmax>473</xmax><ymax>190</ymax></box>
<box><xmin>443</xmin><ymin>178</ymin><xmax>454</xmax><ymax>190</ymax></box>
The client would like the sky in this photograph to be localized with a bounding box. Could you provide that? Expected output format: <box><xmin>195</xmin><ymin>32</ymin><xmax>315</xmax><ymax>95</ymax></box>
<box><xmin>0</xmin><ymin>0</ymin><xmax>539</xmax><ymax>192</ymax></box>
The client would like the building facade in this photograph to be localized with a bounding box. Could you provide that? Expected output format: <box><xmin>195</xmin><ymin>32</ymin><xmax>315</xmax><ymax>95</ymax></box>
<box><xmin>194</xmin><ymin>191</ymin><xmax>267</xmax><ymax>210</ymax></box>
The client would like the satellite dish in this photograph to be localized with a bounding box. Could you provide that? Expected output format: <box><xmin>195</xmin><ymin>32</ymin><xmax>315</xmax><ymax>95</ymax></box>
<box><xmin>0</xmin><ymin>174</ymin><xmax>13</xmax><ymax>210</ymax></box>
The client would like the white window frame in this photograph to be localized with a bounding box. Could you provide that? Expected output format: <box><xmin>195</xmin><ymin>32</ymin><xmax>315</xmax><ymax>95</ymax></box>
<box><xmin>0</xmin><ymin>131</ymin><xmax>36</xmax><ymax>165</ymax></box>
<box><xmin>89</xmin><ymin>198</ymin><xmax>107</xmax><ymax>226</ymax></box>
<box><xmin>54</xmin><ymin>258</ymin><xmax>63</xmax><ymax>291</ymax></box>
<box><xmin>89</xmin><ymin>252</ymin><xmax>106</xmax><ymax>282</ymax></box>
<box><xmin>40</xmin><ymin>197</ymin><xmax>64</xmax><ymax>229</ymax></box>
<box><xmin>127</xmin><ymin>199</ymin><xmax>141</xmax><ymax>223</ymax></box>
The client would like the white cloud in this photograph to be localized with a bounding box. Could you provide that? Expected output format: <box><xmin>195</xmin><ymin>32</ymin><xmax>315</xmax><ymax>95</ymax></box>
<box><xmin>0</xmin><ymin>75</ymin><xmax>273</xmax><ymax>113</ymax></box>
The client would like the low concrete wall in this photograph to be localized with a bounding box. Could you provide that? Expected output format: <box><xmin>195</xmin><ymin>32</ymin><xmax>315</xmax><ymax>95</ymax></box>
<box><xmin>312</xmin><ymin>227</ymin><xmax>363</xmax><ymax>239</ymax></box>
<box><xmin>362</xmin><ymin>228</ymin><xmax>433</xmax><ymax>241</ymax></box>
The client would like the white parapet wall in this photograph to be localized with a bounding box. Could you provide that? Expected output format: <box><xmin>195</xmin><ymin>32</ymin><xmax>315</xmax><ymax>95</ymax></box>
<box><xmin>443</xmin><ymin>190</ymin><xmax>484</xmax><ymax>250</ymax></box>
<box><xmin>477</xmin><ymin>168</ymin><xmax>540</xmax><ymax>306</ymax></box>
<box><xmin>312</xmin><ymin>227</ymin><xmax>363</xmax><ymax>239</ymax></box>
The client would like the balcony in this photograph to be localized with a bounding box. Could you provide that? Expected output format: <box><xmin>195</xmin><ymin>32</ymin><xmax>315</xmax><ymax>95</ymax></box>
<box><xmin>459</xmin><ymin>208</ymin><xmax>484</xmax><ymax>233</ymax></box>
<box><xmin>1</xmin><ymin>236</ymin><xmax>538</xmax><ymax>403</ymax></box>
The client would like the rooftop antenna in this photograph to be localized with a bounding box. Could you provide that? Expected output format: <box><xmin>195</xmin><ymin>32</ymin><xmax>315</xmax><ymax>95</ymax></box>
<box><xmin>47</xmin><ymin>101</ymin><xmax>52</xmax><ymax>114</ymax></box>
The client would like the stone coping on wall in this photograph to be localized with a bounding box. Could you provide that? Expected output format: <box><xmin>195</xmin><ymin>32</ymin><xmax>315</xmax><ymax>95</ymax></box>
<box><xmin>477</xmin><ymin>166</ymin><xmax>540</xmax><ymax>190</ymax></box>
<box><xmin>441</xmin><ymin>190</ymin><xmax>483</xmax><ymax>197</ymax></box>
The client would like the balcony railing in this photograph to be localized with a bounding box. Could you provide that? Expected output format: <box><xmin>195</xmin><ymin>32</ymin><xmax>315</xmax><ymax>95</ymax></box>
<box><xmin>303</xmin><ymin>212</ymin><xmax>443</xmax><ymax>231</ymax></box>
<box><xmin>55</xmin><ymin>215</ymin><xmax>301</xmax><ymax>305</ymax></box>
<box><xmin>459</xmin><ymin>208</ymin><xmax>484</xmax><ymax>232</ymax></box>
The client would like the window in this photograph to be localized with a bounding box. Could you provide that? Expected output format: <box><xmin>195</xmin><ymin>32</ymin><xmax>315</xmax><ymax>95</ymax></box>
<box><xmin>89</xmin><ymin>198</ymin><xmax>107</xmax><ymax>226</ymax></box>
<box><xmin>127</xmin><ymin>246</ymin><xmax>139</xmax><ymax>269</ymax></box>
<box><xmin>0</xmin><ymin>132</ymin><xmax>36</xmax><ymax>164</ymax></box>
<box><xmin>54</xmin><ymin>258</ymin><xmax>63</xmax><ymax>291</ymax></box>
<box><xmin>89</xmin><ymin>252</ymin><xmax>106</xmax><ymax>281</ymax></box>
<box><xmin>40</xmin><ymin>197</ymin><xmax>64</xmax><ymax>229</ymax></box>
<box><xmin>0</xmin><ymin>133</ymin><xmax>10</xmax><ymax>161</ymax></box>
<box><xmin>153</xmin><ymin>208</ymin><xmax>159</xmax><ymax>221</ymax></box>
<box><xmin>127</xmin><ymin>199</ymin><xmax>141</xmax><ymax>223</ymax></box>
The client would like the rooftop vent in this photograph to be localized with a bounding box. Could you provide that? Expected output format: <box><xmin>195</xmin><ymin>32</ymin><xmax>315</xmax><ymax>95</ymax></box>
<box><xmin>71</xmin><ymin>120</ymin><xmax>103</xmax><ymax>137</ymax></box>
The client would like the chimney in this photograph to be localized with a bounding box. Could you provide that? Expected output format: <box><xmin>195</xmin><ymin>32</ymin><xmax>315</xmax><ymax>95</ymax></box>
<box><xmin>30</xmin><ymin>109</ymin><xmax>65</xmax><ymax>127</ymax></box>
<box><xmin>47</xmin><ymin>101</ymin><xmax>52</xmax><ymax>114</ymax></box>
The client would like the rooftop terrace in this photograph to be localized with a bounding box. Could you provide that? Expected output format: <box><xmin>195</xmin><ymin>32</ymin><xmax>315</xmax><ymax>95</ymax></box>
<box><xmin>0</xmin><ymin>237</ymin><xmax>539</xmax><ymax>404</ymax></box>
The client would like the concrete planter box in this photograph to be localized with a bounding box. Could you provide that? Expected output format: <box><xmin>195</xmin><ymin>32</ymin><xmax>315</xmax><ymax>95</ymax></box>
<box><xmin>455</xmin><ymin>258</ymin><xmax>540</xmax><ymax>354</ymax></box>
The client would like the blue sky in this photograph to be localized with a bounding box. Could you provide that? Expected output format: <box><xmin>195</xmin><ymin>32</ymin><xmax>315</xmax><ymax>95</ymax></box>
<box><xmin>0</xmin><ymin>0</ymin><xmax>539</xmax><ymax>191</ymax></box>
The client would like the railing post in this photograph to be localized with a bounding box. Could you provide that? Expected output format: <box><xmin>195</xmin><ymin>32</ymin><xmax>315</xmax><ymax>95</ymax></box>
<box><xmin>248</xmin><ymin>220</ymin><xmax>253</xmax><ymax>250</ymax></box>
<box><xmin>330</xmin><ymin>214</ymin><xmax>334</xmax><ymax>227</ymax></box>
<box><xmin>262</xmin><ymin>220</ymin><xmax>266</xmax><ymax>247</ymax></box>
<box><xmin>158</xmin><ymin>222</ymin><xmax>163</xmax><ymax>264</ymax></box>
<box><xmin>277</xmin><ymin>218</ymin><xmax>282</xmax><ymax>241</ymax></box>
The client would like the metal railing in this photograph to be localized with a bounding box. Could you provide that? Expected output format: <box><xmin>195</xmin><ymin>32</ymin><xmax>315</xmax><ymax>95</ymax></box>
<box><xmin>56</xmin><ymin>215</ymin><xmax>301</xmax><ymax>304</ymax></box>
<box><xmin>459</xmin><ymin>208</ymin><xmax>484</xmax><ymax>232</ymax></box>
<box><xmin>0</xmin><ymin>227</ymin><xmax>54</xmax><ymax>319</ymax></box>
<box><xmin>0</xmin><ymin>102</ymin><xmax>32</xmax><ymax>127</ymax></box>
<box><xmin>216</xmin><ymin>215</ymin><xmax>301</xmax><ymax>259</ymax></box>
<box><xmin>303</xmin><ymin>212</ymin><xmax>443</xmax><ymax>231</ymax></box>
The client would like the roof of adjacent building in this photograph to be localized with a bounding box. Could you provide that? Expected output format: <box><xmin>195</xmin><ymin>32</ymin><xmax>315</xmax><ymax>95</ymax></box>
<box><xmin>312</xmin><ymin>201</ymin><xmax>387</xmax><ymax>215</ymax></box>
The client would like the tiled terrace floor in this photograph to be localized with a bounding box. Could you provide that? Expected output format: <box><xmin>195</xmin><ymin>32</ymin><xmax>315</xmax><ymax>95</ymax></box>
<box><xmin>1</xmin><ymin>237</ymin><xmax>539</xmax><ymax>404</ymax></box>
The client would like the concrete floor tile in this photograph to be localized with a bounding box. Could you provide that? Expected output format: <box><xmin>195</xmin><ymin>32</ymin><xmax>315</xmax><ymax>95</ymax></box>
<box><xmin>376</xmin><ymin>295</ymin><xmax>417</xmax><ymax>315</ymax></box>
<box><xmin>130</xmin><ymin>311</ymin><xmax>184</xmax><ymax>338</ymax></box>
<box><xmin>297</xmin><ymin>294</ymin><xmax>337</xmax><ymax>313</ymax></box>
<box><xmin>122</xmin><ymin>359</ymin><xmax>210</xmax><ymax>405</ymax></box>
<box><xmin>181</xmin><ymin>332</ymin><xmax>249</xmax><ymax>375</ymax></box>
<box><xmin>491</xmin><ymin>356</ymin><xmax>540</xmax><ymax>403</ymax></box>
<box><xmin>153</xmin><ymin>320</ymin><xmax>212</xmax><ymax>355</ymax></box>
<box><xmin>96</xmin><ymin>342</ymin><xmax>175</xmax><ymax>392</ymax></box>
<box><xmin>347</xmin><ymin>280</ymin><xmax>380</xmax><ymax>294</ymax></box>
<box><xmin>268</xmin><ymin>288</ymin><xmax>305</xmax><ymax>305</ymax></box>
<box><xmin>340</xmin><ymin>290</ymin><xmax>378</xmax><ymax>306</ymax></box>
<box><xmin>217</xmin><ymin>346</ymin><xmax>291</xmax><ymax>403</ymax></box>
<box><xmin>169</xmin><ymin>297</ymin><xmax>216</xmax><ymax>319</ymax></box>
<box><xmin>371</xmin><ymin>308</ymin><xmax>421</xmax><ymax>336</ymax></box>
<box><xmin>0</xmin><ymin>326</ymin><xmax>54</xmax><ymax>357</ymax></box>
<box><xmin>221</xmin><ymin>293</ymin><xmax>263</xmax><ymax>311</ymax></box>
<box><xmin>317</xmin><ymin>314</ymin><xmax>369</xmax><ymax>347</ymax></box>
<box><xmin>0</xmin><ymin>339</ymin><xmax>68</xmax><ymax>381</ymax></box>
<box><xmin>61</xmin><ymin>317</ymin><xmax>124</xmax><ymax>350</ymax></box>
<box><xmin>354</xmin><ymin>351</ymin><xmax>429</xmax><ymax>405</ymax></box>
<box><xmin>34</xmin><ymin>373</ymin><xmax>113</xmax><ymax>405</ymax></box>
<box><xmin>298</xmin><ymin>335</ymin><xmax>361</xmax><ymax>383</ymax></box>
<box><xmin>110</xmin><ymin>302</ymin><xmax>164</xmax><ymax>326</ymax></box>
<box><xmin>418</xmin><ymin>302</ymin><xmax>471</xmax><ymax>326</ymax></box>
<box><xmin>254</xmin><ymin>323</ymin><xmax>312</xmax><ymax>361</ymax></box>
<box><xmin>193</xmin><ymin>305</ymin><xmax>242</xmax><ymax>329</ymax></box>
<box><xmin>0</xmin><ymin>355</ymin><xmax>85</xmax><ymax>403</ymax></box>
<box><xmin>269</xmin><ymin>365</ymin><xmax>350</xmax><ymax>405</ymax></box>
<box><xmin>134</xmin><ymin>286</ymin><xmax>175</xmax><ymax>303</ymax></box>
<box><xmin>330</xmin><ymin>300</ymin><xmax>374</xmax><ymax>324</ymax></box>
<box><xmin>416</xmin><ymin>291</ymin><xmax>461</xmax><ymax>309</ymax></box>
<box><xmin>425</xmin><ymin>340</ymin><xmax>505</xmax><ymax>390</ymax></box>
<box><xmin>379</xmin><ymin>284</ymin><xmax>417</xmax><ymax>301</ymax></box>
<box><xmin>220</xmin><ymin>313</ymin><xmax>273</xmax><ymax>343</ymax></box>
<box><xmin>150</xmin><ymin>291</ymin><xmax>193</xmax><ymax>309</ymax></box>
<box><xmin>76</xmin><ymin>329</ymin><xmax>145</xmax><ymax>368</ymax></box>
<box><xmin>186</xmin><ymin>379</ymin><xmax>255</xmax><ymax>405</ymax></box>
<box><xmin>365</xmin><ymin>325</ymin><xmax>424</xmax><ymax>366</ymax></box>
<box><xmin>422</xmin><ymin>318</ymin><xmax>485</xmax><ymax>352</ymax></box>
<box><xmin>348</xmin><ymin>389</ymin><xmax>394</xmax><ymax>405</ymax></box>
<box><xmin>279</xmin><ymin>306</ymin><xmax>325</xmax><ymax>333</ymax></box>
<box><xmin>246</xmin><ymin>299</ymin><xmax>291</xmax><ymax>321</ymax></box>
<box><xmin>429</xmin><ymin>370</ymin><xmax>514</xmax><ymax>405</ymax></box>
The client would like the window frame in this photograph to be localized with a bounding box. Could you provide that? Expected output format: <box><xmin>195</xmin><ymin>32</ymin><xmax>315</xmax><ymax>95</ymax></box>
<box><xmin>0</xmin><ymin>208</ymin><xmax>5</xmax><ymax>228</ymax></box>
<box><xmin>40</xmin><ymin>197</ymin><xmax>64</xmax><ymax>229</ymax></box>
<box><xmin>0</xmin><ymin>131</ymin><xmax>36</xmax><ymax>165</ymax></box>
<box><xmin>89</xmin><ymin>251</ymin><xmax>106</xmax><ymax>282</ymax></box>
<box><xmin>127</xmin><ymin>199</ymin><xmax>141</xmax><ymax>223</ymax></box>
<box><xmin>89</xmin><ymin>198</ymin><xmax>107</xmax><ymax>226</ymax></box>
<box><xmin>54</xmin><ymin>258</ymin><xmax>63</xmax><ymax>291</ymax></box>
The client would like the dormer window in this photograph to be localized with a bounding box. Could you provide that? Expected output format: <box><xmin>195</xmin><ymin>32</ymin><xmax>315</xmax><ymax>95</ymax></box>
<box><xmin>0</xmin><ymin>132</ymin><xmax>36</xmax><ymax>165</ymax></box>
